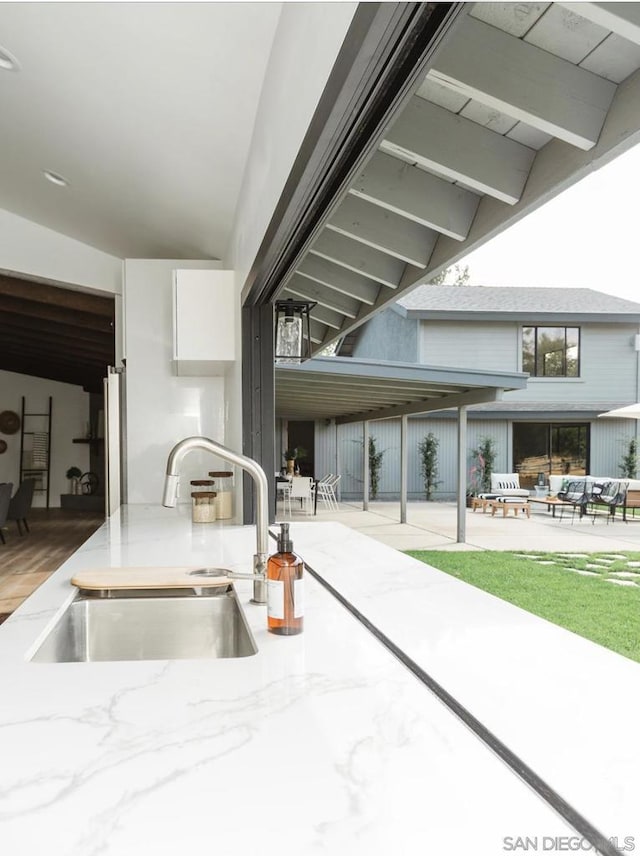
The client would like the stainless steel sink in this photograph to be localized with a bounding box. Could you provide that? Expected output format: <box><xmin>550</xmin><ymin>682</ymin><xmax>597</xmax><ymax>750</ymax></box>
<box><xmin>30</xmin><ymin>586</ymin><xmax>258</xmax><ymax>663</ymax></box>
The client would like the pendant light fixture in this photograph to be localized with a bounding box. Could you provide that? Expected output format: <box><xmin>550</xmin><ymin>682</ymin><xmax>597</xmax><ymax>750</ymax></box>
<box><xmin>274</xmin><ymin>299</ymin><xmax>317</xmax><ymax>365</ymax></box>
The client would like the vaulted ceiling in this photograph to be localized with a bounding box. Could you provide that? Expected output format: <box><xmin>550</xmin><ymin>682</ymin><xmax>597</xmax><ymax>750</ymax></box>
<box><xmin>276</xmin><ymin>2</ymin><xmax>640</xmax><ymax>353</ymax></box>
<box><xmin>0</xmin><ymin>276</ymin><xmax>114</xmax><ymax>393</ymax></box>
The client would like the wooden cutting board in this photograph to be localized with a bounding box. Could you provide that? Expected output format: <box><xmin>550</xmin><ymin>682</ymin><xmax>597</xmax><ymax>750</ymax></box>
<box><xmin>71</xmin><ymin>566</ymin><xmax>232</xmax><ymax>591</ymax></box>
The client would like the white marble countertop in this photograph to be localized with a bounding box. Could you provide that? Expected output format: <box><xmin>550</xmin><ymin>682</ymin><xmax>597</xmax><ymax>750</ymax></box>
<box><xmin>0</xmin><ymin>505</ymin><xmax>635</xmax><ymax>855</ymax></box>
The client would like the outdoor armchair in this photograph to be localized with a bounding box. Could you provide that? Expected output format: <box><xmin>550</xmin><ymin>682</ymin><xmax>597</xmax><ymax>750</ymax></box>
<box><xmin>489</xmin><ymin>473</ymin><xmax>529</xmax><ymax>498</ymax></box>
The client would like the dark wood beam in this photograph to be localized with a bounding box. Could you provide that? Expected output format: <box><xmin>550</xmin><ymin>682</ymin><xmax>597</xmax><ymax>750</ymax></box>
<box><xmin>0</xmin><ymin>354</ymin><xmax>103</xmax><ymax>391</ymax></box>
<box><xmin>0</xmin><ymin>326</ymin><xmax>113</xmax><ymax>359</ymax></box>
<box><xmin>0</xmin><ymin>314</ymin><xmax>113</xmax><ymax>347</ymax></box>
<box><xmin>1</xmin><ymin>342</ymin><xmax>108</xmax><ymax>370</ymax></box>
<box><xmin>0</xmin><ymin>274</ymin><xmax>114</xmax><ymax>318</ymax></box>
<box><xmin>0</xmin><ymin>295</ymin><xmax>113</xmax><ymax>332</ymax></box>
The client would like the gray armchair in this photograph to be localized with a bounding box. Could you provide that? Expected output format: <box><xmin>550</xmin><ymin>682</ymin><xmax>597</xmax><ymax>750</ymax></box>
<box><xmin>0</xmin><ymin>482</ymin><xmax>14</xmax><ymax>544</ymax></box>
<box><xmin>8</xmin><ymin>478</ymin><xmax>36</xmax><ymax>535</ymax></box>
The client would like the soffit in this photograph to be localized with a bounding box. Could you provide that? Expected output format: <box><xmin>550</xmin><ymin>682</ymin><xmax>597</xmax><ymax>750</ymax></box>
<box><xmin>276</xmin><ymin>2</ymin><xmax>640</xmax><ymax>352</ymax></box>
<box><xmin>275</xmin><ymin>356</ymin><xmax>527</xmax><ymax>424</ymax></box>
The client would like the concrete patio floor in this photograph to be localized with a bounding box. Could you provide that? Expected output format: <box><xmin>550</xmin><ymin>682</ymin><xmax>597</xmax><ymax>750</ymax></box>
<box><xmin>280</xmin><ymin>500</ymin><xmax>640</xmax><ymax>553</ymax></box>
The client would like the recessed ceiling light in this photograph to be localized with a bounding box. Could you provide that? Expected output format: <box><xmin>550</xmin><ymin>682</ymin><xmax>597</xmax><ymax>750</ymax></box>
<box><xmin>43</xmin><ymin>170</ymin><xmax>69</xmax><ymax>188</ymax></box>
<box><xmin>0</xmin><ymin>45</ymin><xmax>20</xmax><ymax>72</ymax></box>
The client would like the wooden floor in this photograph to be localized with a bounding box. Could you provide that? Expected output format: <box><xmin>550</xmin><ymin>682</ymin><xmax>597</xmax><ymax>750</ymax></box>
<box><xmin>0</xmin><ymin>509</ymin><xmax>104</xmax><ymax>619</ymax></box>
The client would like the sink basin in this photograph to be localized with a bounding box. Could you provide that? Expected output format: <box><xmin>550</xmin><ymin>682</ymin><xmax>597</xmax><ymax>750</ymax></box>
<box><xmin>30</xmin><ymin>586</ymin><xmax>258</xmax><ymax>663</ymax></box>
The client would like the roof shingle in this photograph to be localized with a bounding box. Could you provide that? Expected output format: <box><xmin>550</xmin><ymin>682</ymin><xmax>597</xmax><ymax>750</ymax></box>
<box><xmin>397</xmin><ymin>285</ymin><xmax>640</xmax><ymax>316</ymax></box>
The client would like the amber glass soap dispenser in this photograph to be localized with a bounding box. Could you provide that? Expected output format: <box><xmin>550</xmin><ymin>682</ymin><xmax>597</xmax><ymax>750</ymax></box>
<box><xmin>267</xmin><ymin>523</ymin><xmax>303</xmax><ymax>635</ymax></box>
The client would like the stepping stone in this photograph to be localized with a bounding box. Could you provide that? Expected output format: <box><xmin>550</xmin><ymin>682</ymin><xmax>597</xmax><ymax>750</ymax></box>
<box><xmin>569</xmin><ymin>569</ymin><xmax>600</xmax><ymax>577</ymax></box>
<box><xmin>626</xmin><ymin>562</ymin><xmax>640</xmax><ymax>568</ymax></box>
<box><xmin>602</xmin><ymin>554</ymin><xmax>627</xmax><ymax>560</ymax></box>
<box><xmin>533</xmin><ymin>560</ymin><xmax>556</xmax><ymax>565</ymax></box>
<box><xmin>593</xmin><ymin>557</ymin><xmax>615</xmax><ymax>564</ymax></box>
<box><xmin>514</xmin><ymin>554</ymin><xmax>539</xmax><ymax>559</ymax></box>
<box><xmin>562</xmin><ymin>553</ymin><xmax>589</xmax><ymax>558</ymax></box>
<box><xmin>609</xmin><ymin>572</ymin><xmax>640</xmax><ymax>579</ymax></box>
<box><xmin>604</xmin><ymin>579</ymin><xmax>637</xmax><ymax>586</ymax></box>
<box><xmin>585</xmin><ymin>563</ymin><xmax>608</xmax><ymax>570</ymax></box>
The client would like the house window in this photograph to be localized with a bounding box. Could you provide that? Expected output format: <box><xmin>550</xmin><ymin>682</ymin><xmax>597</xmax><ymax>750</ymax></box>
<box><xmin>522</xmin><ymin>327</ymin><xmax>580</xmax><ymax>377</ymax></box>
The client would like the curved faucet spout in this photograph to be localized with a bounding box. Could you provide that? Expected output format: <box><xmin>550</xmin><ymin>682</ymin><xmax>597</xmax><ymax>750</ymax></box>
<box><xmin>163</xmin><ymin>436</ymin><xmax>270</xmax><ymax>604</ymax></box>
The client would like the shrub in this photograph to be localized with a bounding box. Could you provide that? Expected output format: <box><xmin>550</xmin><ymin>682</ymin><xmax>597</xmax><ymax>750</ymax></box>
<box><xmin>418</xmin><ymin>433</ymin><xmax>441</xmax><ymax>500</ymax></box>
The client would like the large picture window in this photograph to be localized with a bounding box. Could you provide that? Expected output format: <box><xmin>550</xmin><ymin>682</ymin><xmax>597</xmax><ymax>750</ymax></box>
<box><xmin>522</xmin><ymin>326</ymin><xmax>580</xmax><ymax>377</ymax></box>
<box><xmin>513</xmin><ymin>422</ymin><xmax>589</xmax><ymax>488</ymax></box>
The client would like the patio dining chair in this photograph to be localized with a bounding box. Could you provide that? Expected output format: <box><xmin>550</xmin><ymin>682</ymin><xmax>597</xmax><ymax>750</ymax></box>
<box><xmin>288</xmin><ymin>476</ymin><xmax>315</xmax><ymax>516</ymax></box>
<box><xmin>317</xmin><ymin>474</ymin><xmax>340</xmax><ymax>511</ymax></box>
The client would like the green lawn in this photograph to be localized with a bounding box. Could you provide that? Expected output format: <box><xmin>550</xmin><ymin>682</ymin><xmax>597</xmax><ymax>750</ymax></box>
<box><xmin>405</xmin><ymin>550</ymin><xmax>640</xmax><ymax>663</ymax></box>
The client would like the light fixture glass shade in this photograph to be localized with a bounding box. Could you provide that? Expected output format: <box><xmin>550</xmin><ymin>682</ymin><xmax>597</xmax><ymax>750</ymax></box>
<box><xmin>274</xmin><ymin>298</ymin><xmax>316</xmax><ymax>365</ymax></box>
<box><xmin>275</xmin><ymin>315</ymin><xmax>303</xmax><ymax>365</ymax></box>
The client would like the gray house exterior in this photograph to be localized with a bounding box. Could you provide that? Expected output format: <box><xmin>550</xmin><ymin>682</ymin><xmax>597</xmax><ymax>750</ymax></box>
<box><xmin>305</xmin><ymin>286</ymin><xmax>640</xmax><ymax>500</ymax></box>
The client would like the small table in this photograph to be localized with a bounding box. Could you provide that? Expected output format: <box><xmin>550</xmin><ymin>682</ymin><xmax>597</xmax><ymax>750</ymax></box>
<box><xmin>489</xmin><ymin>500</ymin><xmax>530</xmax><ymax>518</ymax></box>
<box><xmin>528</xmin><ymin>496</ymin><xmax>573</xmax><ymax>518</ymax></box>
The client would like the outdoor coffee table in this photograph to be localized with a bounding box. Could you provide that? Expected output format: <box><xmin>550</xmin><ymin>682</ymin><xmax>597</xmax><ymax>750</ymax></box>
<box><xmin>489</xmin><ymin>499</ymin><xmax>530</xmax><ymax>518</ymax></box>
<box><xmin>528</xmin><ymin>496</ymin><xmax>573</xmax><ymax>518</ymax></box>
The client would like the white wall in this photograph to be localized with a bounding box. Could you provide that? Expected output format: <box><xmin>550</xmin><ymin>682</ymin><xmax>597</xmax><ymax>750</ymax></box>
<box><xmin>0</xmin><ymin>369</ymin><xmax>90</xmax><ymax>507</ymax></box>
<box><xmin>229</xmin><ymin>2</ymin><xmax>357</xmax><ymax>289</ymax></box>
<box><xmin>123</xmin><ymin>259</ymin><xmax>243</xmax><ymax>506</ymax></box>
<box><xmin>0</xmin><ymin>208</ymin><xmax>122</xmax><ymax>295</ymax></box>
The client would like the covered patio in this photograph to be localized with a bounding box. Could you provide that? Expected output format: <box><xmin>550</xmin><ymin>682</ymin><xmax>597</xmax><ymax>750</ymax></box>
<box><xmin>276</xmin><ymin>354</ymin><xmax>527</xmax><ymax>542</ymax></box>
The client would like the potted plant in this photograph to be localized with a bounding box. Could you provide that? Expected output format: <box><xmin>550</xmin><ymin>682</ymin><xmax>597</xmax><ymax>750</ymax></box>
<box><xmin>66</xmin><ymin>466</ymin><xmax>82</xmax><ymax>495</ymax></box>
<box><xmin>283</xmin><ymin>446</ymin><xmax>306</xmax><ymax>476</ymax></box>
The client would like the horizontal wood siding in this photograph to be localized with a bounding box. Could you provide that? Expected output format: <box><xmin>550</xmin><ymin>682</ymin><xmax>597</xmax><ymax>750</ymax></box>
<box><xmin>420</xmin><ymin>320</ymin><xmax>517</xmax><ymax>370</ymax></box>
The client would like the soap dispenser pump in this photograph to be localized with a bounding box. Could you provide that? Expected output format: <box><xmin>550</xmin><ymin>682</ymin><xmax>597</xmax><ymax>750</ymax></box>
<box><xmin>267</xmin><ymin>523</ymin><xmax>303</xmax><ymax>635</ymax></box>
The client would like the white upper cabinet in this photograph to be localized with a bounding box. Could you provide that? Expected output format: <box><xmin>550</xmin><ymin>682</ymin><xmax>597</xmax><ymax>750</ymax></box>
<box><xmin>172</xmin><ymin>269</ymin><xmax>236</xmax><ymax>375</ymax></box>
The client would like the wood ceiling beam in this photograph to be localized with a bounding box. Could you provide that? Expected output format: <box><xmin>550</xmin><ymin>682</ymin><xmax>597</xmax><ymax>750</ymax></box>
<box><xmin>286</xmin><ymin>274</ymin><xmax>360</xmax><ymax>319</ymax></box>
<box><xmin>380</xmin><ymin>96</ymin><xmax>535</xmax><ymax>204</ymax></box>
<box><xmin>0</xmin><ymin>354</ymin><xmax>103</xmax><ymax>391</ymax></box>
<box><xmin>326</xmin><ymin>195</ymin><xmax>436</xmax><ymax>268</ymax></box>
<box><xmin>557</xmin><ymin>3</ymin><xmax>640</xmax><ymax>47</ymax></box>
<box><xmin>308</xmin><ymin>319</ymin><xmax>328</xmax><ymax>345</ymax></box>
<box><xmin>0</xmin><ymin>314</ymin><xmax>114</xmax><ymax>346</ymax></box>
<box><xmin>279</xmin><ymin>290</ymin><xmax>345</xmax><ymax>330</ymax></box>
<box><xmin>335</xmin><ymin>388</ymin><xmax>504</xmax><ymax>424</ymax></box>
<box><xmin>0</xmin><ymin>325</ymin><xmax>113</xmax><ymax>358</ymax></box>
<box><xmin>314</xmin><ymin>63</ymin><xmax>640</xmax><ymax>359</ymax></box>
<box><xmin>0</xmin><ymin>274</ymin><xmax>114</xmax><ymax>317</ymax></box>
<box><xmin>429</xmin><ymin>14</ymin><xmax>616</xmax><ymax>151</ymax></box>
<box><xmin>351</xmin><ymin>151</ymin><xmax>480</xmax><ymax>238</ymax></box>
<box><xmin>2</xmin><ymin>340</ymin><xmax>108</xmax><ymax>369</ymax></box>
<box><xmin>296</xmin><ymin>256</ymin><xmax>380</xmax><ymax>306</ymax></box>
<box><xmin>309</xmin><ymin>231</ymin><xmax>403</xmax><ymax>289</ymax></box>
<box><xmin>0</xmin><ymin>295</ymin><xmax>113</xmax><ymax>332</ymax></box>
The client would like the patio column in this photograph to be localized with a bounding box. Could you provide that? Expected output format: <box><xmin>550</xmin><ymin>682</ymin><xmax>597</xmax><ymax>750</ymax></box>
<box><xmin>363</xmin><ymin>420</ymin><xmax>369</xmax><ymax>511</ymax></box>
<box><xmin>400</xmin><ymin>414</ymin><xmax>408</xmax><ymax>523</ymax></box>
<box><xmin>457</xmin><ymin>405</ymin><xmax>467</xmax><ymax>543</ymax></box>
